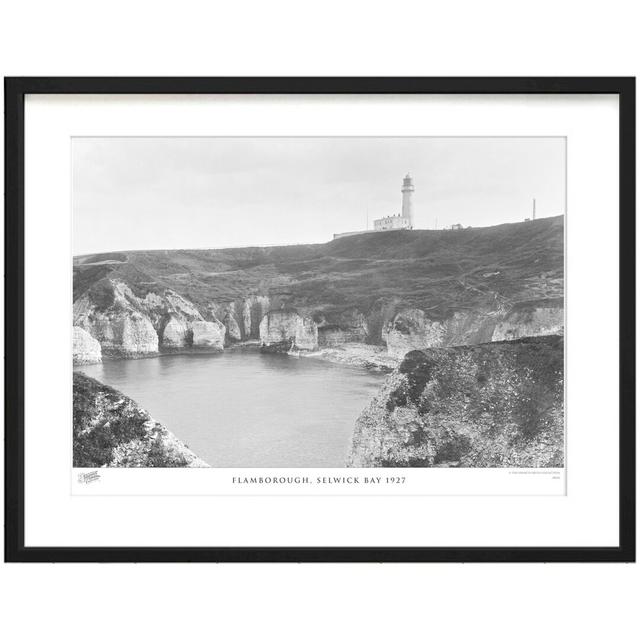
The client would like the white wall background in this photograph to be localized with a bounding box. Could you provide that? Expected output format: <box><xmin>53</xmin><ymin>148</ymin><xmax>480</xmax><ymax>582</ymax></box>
<box><xmin>1</xmin><ymin>1</ymin><xmax>638</xmax><ymax>639</ymax></box>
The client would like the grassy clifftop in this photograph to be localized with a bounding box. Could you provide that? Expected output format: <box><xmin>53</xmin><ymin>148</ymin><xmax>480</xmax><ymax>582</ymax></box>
<box><xmin>74</xmin><ymin>215</ymin><xmax>563</xmax><ymax>323</ymax></box>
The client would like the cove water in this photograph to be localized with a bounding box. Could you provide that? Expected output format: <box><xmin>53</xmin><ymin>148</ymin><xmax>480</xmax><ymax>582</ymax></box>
<box><xmin>75</xmin><ymin>349</ymin><xmax>386</xmax><ymax>467</ymax></box>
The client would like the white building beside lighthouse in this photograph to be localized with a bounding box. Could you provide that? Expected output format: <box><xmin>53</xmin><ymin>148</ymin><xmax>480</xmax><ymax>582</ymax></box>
<box><xmin>373</xmin><ymin>173</ymin><xmax>414</xmax><ymax>231</ymax></box>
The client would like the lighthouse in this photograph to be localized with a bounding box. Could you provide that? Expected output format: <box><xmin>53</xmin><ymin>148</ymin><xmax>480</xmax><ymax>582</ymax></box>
<box><xmin>401</xmin><ymin>172</ymin><xmax>415</xmax><ymax>229</ymax></box>
<box><xmin>334</xmin><ymin>172</ymin><xmax>416</xmax><ymax>238</ymax></box>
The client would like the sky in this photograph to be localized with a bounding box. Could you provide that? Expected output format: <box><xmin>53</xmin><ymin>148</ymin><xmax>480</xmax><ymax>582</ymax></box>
<box><xmin>72</xmin><ymin>137</ymin><xmax>566</xmax><ymax>255</ymax></box>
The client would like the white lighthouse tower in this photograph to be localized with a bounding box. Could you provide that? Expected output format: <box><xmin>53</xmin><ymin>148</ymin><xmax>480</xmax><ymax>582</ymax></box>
<box><xmin>336</xmin><ymin>172</ymin><xmax>416</xmax><ymax>238</ymax></box>
<box><xmin>401</xmin><ymin>172</ymin><xmax>415</xmax><ymax>229</ymax></box>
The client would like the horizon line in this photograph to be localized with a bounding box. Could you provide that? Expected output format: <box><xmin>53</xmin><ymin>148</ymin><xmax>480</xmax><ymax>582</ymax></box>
<box><xmin>73</xmin><ymin>213</ymin><xmax>564</xmax><ymax>258</ymax></box>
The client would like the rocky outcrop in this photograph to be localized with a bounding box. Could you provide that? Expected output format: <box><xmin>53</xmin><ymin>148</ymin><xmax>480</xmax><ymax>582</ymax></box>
<box><xmin>73</xmin><ymin>372</ymin><xmax>207</xmax><ymax>467</ymax></box>
<box><xmin>491</xmin><ymin>301</ymin><xmax>564</xmax><ymax>341</ymax></box>
<box><xmin>120</xmin><ymin>313</ymin><xmax>159</xmax><ymax>354</ymax></box>
<box><xmin>242</xmin><ymin>295</ymin><xmax>271</xmax><ymax>339</ymax></box>
<box><xmin>75</xmin><ymin>310</ymin><xmax>158</xmax><ymax>356</ymax></box>
<box><xmin>383</xmin><ymin>302</ymin><xmax>564</xmax><ymax>359</ymax></box>
<box><xmin>206</xmin><ymin>296</ymin><xmax>272</xmax><ymax>343</ymax></box>
<box><xmin>73</xmin><ymin>278</ymin><xmax>276</xmax><ymax>356</ymax></box>
<box><xmin>223</xmin><ymin>312</ymin><xmax>242</xmax><ymax>342</ymax></box>
<box><xmin>73</xmin><ymin>281</ymin><xmax>164</xmax><ymax>356</ymax></box>
<box><xmin>72</xmin><ymin>278</ymin><xmax>563</xmax><ymax>363</ymax></box>
<box><xmin>191</xmin><ymin>320</ymin><xmax>226</xmax><ymax>349</ymax></box>
<box><xmin>316</xmin><ymin>309</ymin><xmax>369</xmax><ymax>347</ymax></box>
<box><xmin>301</xmin><ymin>343</ymin><xmax>399</xmax><ymax>371</ymax></box>
<box><xmin>161</xmin><ymin>315</ymin><xmax>192</xmax><ymax>348</ymax></box>
<box><xmin>383</xmin><ymin>308</ymin><xmax>447</xmax><ymax>358</ymax></box>
<box><xmin>143</xmin><ymin>288</ymin><xmax>204</xmax><ymax>330</ymax></box>
<box><xmin>259</xmin><ymin>310</ymin><xmax>318</xmax><ymax>352</ymax></box>
<box><xmin>74</xmin><ymin>280</ymin><xmax>228</xmax><ymax>355</ymax></box>
<box><xmin>348</xmin><ymin>336</ymin><xmax>564</xmax><ymax>468</ymax></box>
<box><xmin>73</xmin><ymin>326</ymin><xmax>102</xmax><ymax>364</ymax></box>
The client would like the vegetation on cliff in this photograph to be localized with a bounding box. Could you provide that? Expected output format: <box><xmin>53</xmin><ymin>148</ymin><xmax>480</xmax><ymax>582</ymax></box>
<box><xmin>348</xmin><ymin>335</ymin><xmax>564</xmax><ymax>468</ymax></box>
<box><xmin>74</xmin><ymin>216</ymin><xmax>563</xmax><ymax>338</ymax></box>
<box><xmin>73</xmin><ymin>372</ymin><xmax>207</xmax><ymax>467</ymax></box>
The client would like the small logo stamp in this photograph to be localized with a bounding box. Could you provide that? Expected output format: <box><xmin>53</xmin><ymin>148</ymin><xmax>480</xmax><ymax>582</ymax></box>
<box><xmin>78</xmin><ymin>470</ymin><xmax>101</xmax><ymax>484</ymax></box>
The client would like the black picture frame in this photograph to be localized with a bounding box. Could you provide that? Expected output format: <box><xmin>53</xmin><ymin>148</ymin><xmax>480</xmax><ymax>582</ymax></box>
<box><xmin>4</xmin><ymin>77</ymin><xmax>635</xmax><ymax>563</ymax></box>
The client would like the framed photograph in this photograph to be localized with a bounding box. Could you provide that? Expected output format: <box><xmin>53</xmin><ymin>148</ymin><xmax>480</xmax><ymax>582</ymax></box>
<box><xmin>4</xmin><ymin>77</ymin><xmax>635</xmax><ymax>562</ymax></box>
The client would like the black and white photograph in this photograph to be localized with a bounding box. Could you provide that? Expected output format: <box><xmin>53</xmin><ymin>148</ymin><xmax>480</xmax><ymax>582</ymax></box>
<box><xmin>3</xmin><ymin>74</ymin><xmax>634</xmax><ymax>568</ymax></box>
<box><xmin>72</xmin><ymin>136</ymin><xmax>565</xmax><ymax>470</ymax></box>
<box><xmin>2</xmin><ymin>5</ymin><xmax>637</xmax><ymax>638</ymax></box>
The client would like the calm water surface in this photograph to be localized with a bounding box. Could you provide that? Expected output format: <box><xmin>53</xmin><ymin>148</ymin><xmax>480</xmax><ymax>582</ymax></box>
<box><xmin>75</xmin><ymin>350</ymin><xmax>386</xmax><ymax>467</ymax></box>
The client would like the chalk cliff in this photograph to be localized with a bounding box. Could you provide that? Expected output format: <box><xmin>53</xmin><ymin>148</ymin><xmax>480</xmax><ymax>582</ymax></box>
<box><xmin>73</xmin><ymin>280</ymin><xmax>228</xmax><ymax>355</ymax></box>
<box><xmin>223</xmin><ymin>310</ymin><xmax>242</xmax><ymax>342</ymax></box>
<box><xmin>73</xmin><ymin>372</ymin><xmax>207</xmax><ymax>467</ymax></box>
<box><xmin>161</xmin><ymin>315</ymin><xmax>192</xmax><ymax>348</ymax></box>
<box><xmin>73</xmin><ymin>280</ymin><xmax>183</xmax><ymax>356</ymax></box>
<box><xmin>259</xmin><ymin>310</ymin><xmax>318</xmax><ymax>352</ymax></box>
<box><xmin>191</xmin><ymin>319</ymin><xmax>226</xmax><ymax>349</ymax></box>
<box><xmin>348</xmin><ymin>336</ymin><xmax>564</xmax><ymax>468</ymax></box>
<box><xmin>491</xmin><ymin>300</ymin><xmax>564</xmax><ymax>341</ymax></box>
<box><xmin>73</xmin><ymin>326</ymin><xmax>102</xmax><ymax>364</ymax></box>
<box><xmin>73</xmin><ymin>216</ymin><xmax>564</xmax><ymax>362</ymax></box>
<box><xmin>316</xmin><ymin>309</ymin><xmax>369</xmax><ymax>347</ymax></box>
<box><xmin>382</xmin><ymin>298</ymin><xmax>563</xmax><ymax>359</ymax></box>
